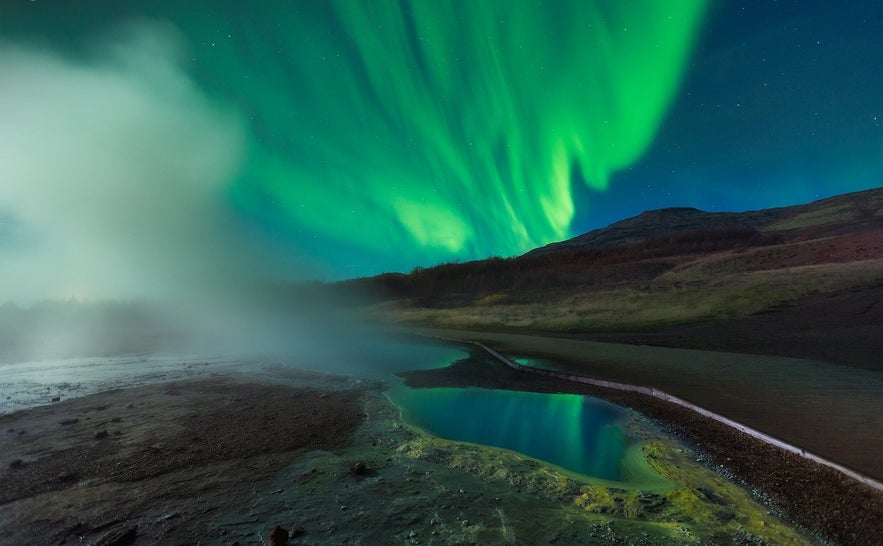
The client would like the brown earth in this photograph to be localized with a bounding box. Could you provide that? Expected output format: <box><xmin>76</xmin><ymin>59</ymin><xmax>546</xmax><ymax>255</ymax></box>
<box><xmin>0</xmin><ymin>376</ymin><xmax>364</xmax><ymax>545</ymax></box>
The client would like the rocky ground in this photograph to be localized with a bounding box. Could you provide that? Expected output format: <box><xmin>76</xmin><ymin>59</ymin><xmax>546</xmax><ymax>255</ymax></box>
<box><xmin>0</xmin><ymin>373</ymin><xmax>363</xmax><ymax>544</ymax></box>
<box><xmin>0</xmin><ymin>357</ymin><xmax>825</xmax><ymax>545</ymax></box>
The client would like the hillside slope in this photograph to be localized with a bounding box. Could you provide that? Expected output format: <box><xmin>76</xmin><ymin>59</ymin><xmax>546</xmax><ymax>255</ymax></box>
<box><xmin>527</xmin><ymin>187</ymin><xmax>883</xmax><ymax>256</ymax></box>
<box><xmin>351</xmin><ymin>186</ymin><xmax>883</xmax><ymax>369</ymax></box>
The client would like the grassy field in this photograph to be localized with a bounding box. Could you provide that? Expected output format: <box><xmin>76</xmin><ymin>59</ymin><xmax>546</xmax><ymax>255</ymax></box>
<box><xmin>355</xmin><ymin>189</ymin><xmax>883</xmax><ymax>336</ymax></box>
<box><xmin>379</xmin><ymin>257</ymin><xmax>883</xmax><ymax>331</ymax></box>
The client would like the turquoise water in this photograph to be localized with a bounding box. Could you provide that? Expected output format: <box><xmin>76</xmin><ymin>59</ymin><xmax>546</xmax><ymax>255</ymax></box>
<box><xmin>512</xmin><ymin>356</ymin><xmax>561</xmax><ymax>371</ymax></box>
<box><xmin>305</xmin><ymin>338</ymin><xmax>468</xmax><ymax>377</ymax></box>
<box><xmin>390</xmin><ymin>387</ymin><xmax>630</xmax><ymax>481</ymax></box>
<box><xmin>386</xmin><ymin>342</ymin><xmax>468</xmax><ymax>372</ymax></box>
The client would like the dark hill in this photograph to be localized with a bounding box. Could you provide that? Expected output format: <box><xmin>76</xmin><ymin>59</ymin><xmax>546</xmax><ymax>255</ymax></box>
<box><xmin>526</xmin><ymin>187</ymin><xmax>883</xmax><ymax>256</ymax></box>
<box><xmin>526</xmin><ymin>207</ymin><xmax>786</xmax><ymax>256</ymax></box>
<box><xmin>343</xmin><ymin>186</ymin><xmax>883</xmax><ymax>368</ymax></box>
<box><xmin>342</xmin><ymin>186</ymin><xmax>883</xmax><ymax>303</ymax></box>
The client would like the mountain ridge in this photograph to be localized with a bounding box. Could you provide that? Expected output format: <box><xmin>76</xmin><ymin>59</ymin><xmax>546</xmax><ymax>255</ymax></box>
<box><xmin>526</xmin><ymin>186</ymin><xmax>883</xmax><ymax>257</ymax></box>
<box><xmin>353</xmin><ymin>185</ymin><xmax>883</xmax><ymax>369</ymax></box>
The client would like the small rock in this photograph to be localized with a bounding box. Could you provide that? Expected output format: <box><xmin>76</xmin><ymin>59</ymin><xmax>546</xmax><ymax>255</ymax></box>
<box><xmin>95</xmin><ymin>524</ymin><xmax>137</xmax><ymax>546</ymax></box>
<box><xmin>350</xmin><ymin>461</ymin><xmax>369</xmax><ymax>475</ymax></box>
<box><xmin>57</xmin><ymin>472</ymin><xmax>78</xmax><ymax>483</ymax></box>
<box><xmin>8</xmin><ymin>459</ymin><xmax>24</xmax><ymax>469</ymax></box>
<box><xmin>51</xmin><ymin>396</ymin><xmax>61</xmax><ymax>402</ymax></box>
<box><xmin>269</xmin><ymin>525</ymin><xmax>289</xmax><ymax>546</ymax></box>
<box><xmin>340</xmin><ymin>505</ymin><xmax>347</xmax><ymax>511</ymax></box>
<box><xmin>95</xmin><ymin>430</ymin><xmax>109</xmax><ymax>440</ymax></box>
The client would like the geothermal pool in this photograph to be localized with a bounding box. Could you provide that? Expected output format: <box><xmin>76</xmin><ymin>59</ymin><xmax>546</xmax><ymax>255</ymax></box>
<box><xmin>390</xmin><ymin>386</ymin><xmax>638</xmax><ymax>481</ymax></box>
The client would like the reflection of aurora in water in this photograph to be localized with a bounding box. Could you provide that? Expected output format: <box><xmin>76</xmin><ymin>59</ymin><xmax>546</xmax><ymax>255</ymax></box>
<box><xmin>390</xmin><ymin>387</ymin><xmax>629</xmax><ymax>481</ymax></box>
<box><xmin>0</xmin><ymin>1</ymin><xmax>708</xmax><ymax>275</ymax></box>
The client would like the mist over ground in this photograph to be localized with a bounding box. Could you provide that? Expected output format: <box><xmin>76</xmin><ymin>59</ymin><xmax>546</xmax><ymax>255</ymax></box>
<box><xmin>0</xmin><ymin>24</ymin><xmax>389</xmax><ymax>368</ymax></box>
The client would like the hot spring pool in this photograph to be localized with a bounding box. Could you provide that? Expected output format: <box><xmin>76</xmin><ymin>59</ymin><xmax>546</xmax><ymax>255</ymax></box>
<box><xmin>389</xmin><ymin>386</ymin><xmax>645</xmax><ymax>482</ymax></box>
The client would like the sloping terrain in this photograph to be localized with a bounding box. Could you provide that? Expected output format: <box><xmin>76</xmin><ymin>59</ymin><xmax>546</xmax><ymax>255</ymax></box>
<box><xmin>529</xmin><ymin>186</ymin><xmax>883</xmax><ymax>255</ymax></box>
<box><xmin>351</xmin><ymin>187</ymin><xmax>883</xmax><ymax>369</ymax></box>
<box><xmin>526</xmin><ymin>207</ymin><xmax>788</xmax><ymax>256</ymax></box>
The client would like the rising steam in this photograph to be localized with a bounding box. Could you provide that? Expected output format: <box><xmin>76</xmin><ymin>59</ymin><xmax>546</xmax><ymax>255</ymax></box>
<box><xmin>0</xmin><ymin>23</ymin><xmax>377</xmax><ymax>365</ymax></box>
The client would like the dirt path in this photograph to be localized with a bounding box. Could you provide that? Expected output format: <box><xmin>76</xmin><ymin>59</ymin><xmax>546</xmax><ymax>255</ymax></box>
<box><xmin>417</xmin><ymin>328</ymin><xmax>883</xmax><ymax>483</ymax></box>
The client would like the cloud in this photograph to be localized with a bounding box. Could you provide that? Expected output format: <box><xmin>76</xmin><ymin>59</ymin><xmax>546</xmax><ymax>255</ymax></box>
<box><xmin>0</xmin><ymin>22</ymin><xmax>403</xmax><ymax>367</ymax></box>
<box><xmin>0</xmin><ymin>22</ymin><xmax>246</xmax><ymax>304</ymax></box>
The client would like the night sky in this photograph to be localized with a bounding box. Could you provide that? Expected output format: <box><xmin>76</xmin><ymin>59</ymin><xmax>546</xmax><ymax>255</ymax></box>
<box><xmin>1</xmin><ymin>1</ymin><xmax>881</xmax><ymax>301</ymax></box>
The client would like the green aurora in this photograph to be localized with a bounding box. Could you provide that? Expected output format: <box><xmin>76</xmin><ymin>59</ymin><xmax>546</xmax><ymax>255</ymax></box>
<box><xmin>1</xmin><ymin>0</ymin><xmax>708</xmax><ymax>277</ymax></box>
<box><xmin>220</xmin><ymin>1</ymin><xmax>709</xmax><ymax>265</ymax></box>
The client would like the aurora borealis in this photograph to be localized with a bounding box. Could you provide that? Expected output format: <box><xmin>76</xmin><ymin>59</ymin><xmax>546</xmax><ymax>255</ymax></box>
<box><xmin>1</xmin><ymin>1</ymin><xmax>882</xmax><ymax>299</ymax></box>
<box><xmin>221</xmin><ymin>0</ymin><xmax>707</xmax><ymax>261</ymax></box>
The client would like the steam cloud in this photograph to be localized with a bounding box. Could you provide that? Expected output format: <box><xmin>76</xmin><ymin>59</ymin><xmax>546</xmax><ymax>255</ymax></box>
<box><xmin>0</xmin><ymin>23</ymin><xmax>246</xmax><ymax>303</ymax></box>
<box><xmin>0</xmin><ymin>23</ymin><xmax>375</xmax><ymax>365</ymax></box>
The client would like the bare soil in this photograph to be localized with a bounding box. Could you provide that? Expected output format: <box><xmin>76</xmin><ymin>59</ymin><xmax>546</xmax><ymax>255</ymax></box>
<box><xmin>0</xmin><ymin>376</ymin><xmax>363</xmax><ymax>545</ymax></box>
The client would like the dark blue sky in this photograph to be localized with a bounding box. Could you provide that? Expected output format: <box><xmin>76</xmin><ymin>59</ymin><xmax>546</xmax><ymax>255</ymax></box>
<box><xmin>573</xmin><ymin>0</ymin><xmax>883</xmax><ymax>233</ymax></box>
